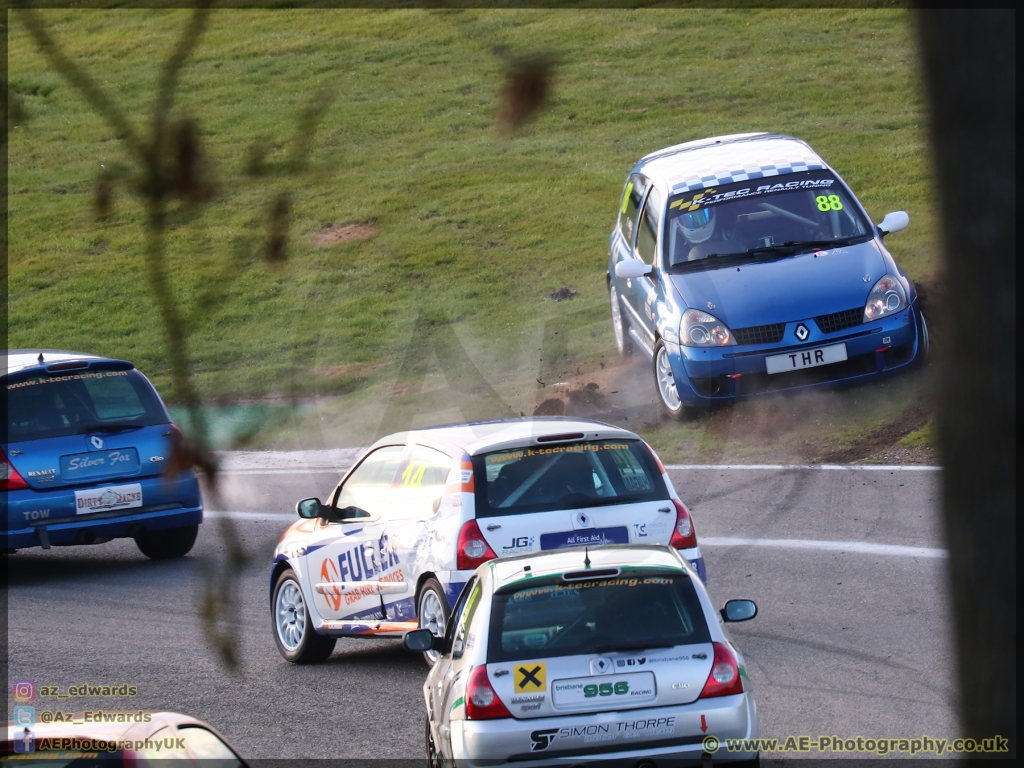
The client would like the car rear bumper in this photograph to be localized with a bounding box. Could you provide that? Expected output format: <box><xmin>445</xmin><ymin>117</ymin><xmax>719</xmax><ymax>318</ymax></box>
<box><xmin>3</xmin><ymin>472</ymin><xmax>202</xmax><ymax>550</ymax></box>
<box><xmin>667</xmin><ymin>303</ymin><xmax>923</xmax><ymax>407</ymax></box>
<box><xmin>452</xmin><ymin>693</ymin><xmax>757</xmax><ymax>766</ymax></box>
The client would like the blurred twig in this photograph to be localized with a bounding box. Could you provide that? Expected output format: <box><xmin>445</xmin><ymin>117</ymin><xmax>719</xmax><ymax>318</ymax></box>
<box><xmin>15</xmin><ymin>4</ymin><xmax>335</xmax><ymax>671</ymax></box>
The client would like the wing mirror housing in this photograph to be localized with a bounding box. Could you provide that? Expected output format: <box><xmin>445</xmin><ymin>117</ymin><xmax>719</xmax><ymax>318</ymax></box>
<box><xmin>296</xmin><ymin>498</ymin><xmax>325</xmax><ymax>519</ymax></box>
<box><xmin>614</xmin><ymin>259</ymin><xmax>653</xmax><ymax>279</ymax></box>
<box><xmin>403</xmin><ymin>628</ymin><xmax>437</xmax><ymax>652</ymax></box>
<box><xmin>877</xmin><ymin>211</ymin><xmax>909</xmax><ymax>236</ymax></box>
<box><xmin>720</xmin><ymin>599</ymin><xmax>758</xmax><ymax>622</ymax></box>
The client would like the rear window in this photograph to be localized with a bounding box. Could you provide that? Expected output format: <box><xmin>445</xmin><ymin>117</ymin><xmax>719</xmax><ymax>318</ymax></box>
<box><xmin>5</xmin><ymin>368</ymin><xmax>168</xmax><ymax>442</ymax></box>
<box><xmin>472</xmin><ymin>439</ymin><xmax>669</xmax><ymax>517</ymax></box>
<box><xmin>488</xmin><ymin>573</ymin><xmax>710</xmax><ymax>663</ymax></box>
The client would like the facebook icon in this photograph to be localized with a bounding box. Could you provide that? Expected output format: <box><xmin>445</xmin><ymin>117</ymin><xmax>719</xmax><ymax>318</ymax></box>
<box><xmin>14</xmin><ymin>727</ymin><xmax>35</xmax><ymax>754</ymax></box>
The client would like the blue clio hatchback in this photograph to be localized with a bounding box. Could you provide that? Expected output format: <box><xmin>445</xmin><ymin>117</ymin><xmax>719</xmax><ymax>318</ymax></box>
<box><xmin>3</xmin><ymin>350</ymin><xmax>203</xmax><ymax>557</ymax></box>
<box><xmin>608</xmin><ymin>132</ymin><xmax>928</xmax><ymax>417</ymax></box>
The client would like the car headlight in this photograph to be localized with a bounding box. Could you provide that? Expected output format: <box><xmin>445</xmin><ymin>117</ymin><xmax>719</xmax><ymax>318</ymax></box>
<box><xmin>864</xmin><ymin>275</ymin><xmax>908</xmax><ymax>321</ymax></box>
<box><xmin>681</xmin><ymin>309</ymin><xmax>736</xmax><ymax>347</ymax></box>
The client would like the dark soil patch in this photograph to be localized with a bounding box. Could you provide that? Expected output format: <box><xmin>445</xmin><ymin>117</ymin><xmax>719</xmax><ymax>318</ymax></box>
<box><xmin>814</xmin><ymin>405</ymin><xmax>933</xmax><ymax>463</ymax></box>
<box><xmin>544</xmin><ymin>286</ymin><xmax>578</xmax><ymax>301</ymax></box>
<box><xmin>533</xmin><ymin>397</ymin><xmax>566</xmax><ymax>416</ymax></box>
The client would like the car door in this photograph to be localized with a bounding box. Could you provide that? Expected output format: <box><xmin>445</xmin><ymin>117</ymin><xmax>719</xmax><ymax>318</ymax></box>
<box><xmin>613</xmin><ymin>173</ymin><xmax>649</xmax><ymax>324</ymax></box>
<box><xmin>377</xmin><ymin>443</ymin><xmax>457</xmax><ymax>621</ymax></box>
<box><xmin>433</xmin><ymin>576</ymin><xmax>482</xmax><ymax>760</ymax></box>
<box><xmin>300</xmin><ymin>444</ymin><xmax>406</xmax><ymax>622</ymax></box>
<box><xmin>628</xmin><ymin>184</ymin><xmax>664</xmax><ymax>353</ymax></box>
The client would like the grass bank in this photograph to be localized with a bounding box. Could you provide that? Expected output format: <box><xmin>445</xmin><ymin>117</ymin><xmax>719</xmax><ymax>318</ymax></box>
<box><xmin>7</xmin><ymin>9</ymin><xmax>938</xmax><ymax>459</ymax></box>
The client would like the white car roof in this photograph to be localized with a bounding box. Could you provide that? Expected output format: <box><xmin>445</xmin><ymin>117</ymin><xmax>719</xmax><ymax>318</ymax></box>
<box><xmin>488</xmin><ymin>544</ymin><xmax>688</xmax><ymax>591</ymax></box>
<box><xmin>638</xmin><ymin>132</ymin><xmax>829</xmax><ymax>195</ymax></box>
<box><xmin>377</xmin><ymin>417</ymin><xmax>642</xmax><ymax>458</ymax></box>
<box><xmin>4</xmin><ymin>349</ymin><xmax>106</xmax><ymax>376</ymax></box>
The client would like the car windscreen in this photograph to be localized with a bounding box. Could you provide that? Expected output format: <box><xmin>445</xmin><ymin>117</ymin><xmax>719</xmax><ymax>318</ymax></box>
<box><xmin>487</xmin><ymin>573</ymin><xmax>711</xmax><ymax>663</ymax></box>
<box><xmin>5</xmin><ymin>368</ymin><xmax>169</xmax><ymax>442</ymax></box>
<box><xmin>472</xmin><ymin>439</ymin><xmax>669</xmax><ymax>517</ymax></box>
<box><xmin>665</xmin><ymin>170</ymin><xmax>871</xmax><ymax>270</ymax></box>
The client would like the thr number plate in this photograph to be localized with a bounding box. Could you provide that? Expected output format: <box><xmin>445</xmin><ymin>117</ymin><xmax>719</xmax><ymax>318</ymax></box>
<box><xmin>765</xmin><ymin>343</ymin><xmax>848</xmax><ymax>375</ymax></box>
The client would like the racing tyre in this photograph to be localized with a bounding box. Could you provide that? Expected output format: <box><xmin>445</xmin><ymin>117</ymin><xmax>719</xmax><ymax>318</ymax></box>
<box><xmin>610</xmin><ymin>283</ymin><xmax>633</xmax><ymax>357</ymax></box>
<box><xmin>134</xmin><ymin>524</ymin><xmax>198</xmax><ymax>560</ymax></box>
<box><xmin>919</xmin><ymin>312</ymin><xmax>930</xmax><ymax>359</ymax></box>
<box><xmin>653</xmin><ymin>340</ymin><xmax>686</xmax><ymax>420</ymax></box>
<box><xmin>272</xmin><ymin>569</ymin><xmax>337</xmax><ymax>664</ymax></box>
<box><xmin>417</xmin><ymin>578</ymin><xmax>450</xmax><ymax>668</ymax></box>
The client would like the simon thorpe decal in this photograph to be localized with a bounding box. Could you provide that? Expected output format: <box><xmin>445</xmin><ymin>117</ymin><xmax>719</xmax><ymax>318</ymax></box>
<box><xmin>530</xmin><ymin>729</ymin><xmax>559</xmax><ymax>752</ymax></box>
<box><xmin>536</xmin><ymin>717</ymin><xmax>678</xmax><ymax>748</ymax></box>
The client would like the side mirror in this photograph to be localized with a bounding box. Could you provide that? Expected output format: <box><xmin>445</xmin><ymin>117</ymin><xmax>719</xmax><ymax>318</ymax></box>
<box><xmin>614</xmin><ymin>258</ymin><xmax>653</xmax><ymax>279</ymax></box>
<box><xmin>431</xmin><ymin>497</ymin><xmax>442</xmax><ymax>514</ymax></box>
<box><xmin>403</xmin><ymin>628</ymin><xmax>437</xmax><ymax>652</ymax></box>
<box><xmin>720</xmin><ymin>599</ymin><xmax>758</xmax><ymax>622</ymax></box>
<box><xmin>296</xmin><ymin>498</ymin><xmax>323</xmax><ymax>519</ymax></box>
<box><xmin>877</xmin><ymin>211</ymin><xmax>909</xmax><ymax>236</ymax></box>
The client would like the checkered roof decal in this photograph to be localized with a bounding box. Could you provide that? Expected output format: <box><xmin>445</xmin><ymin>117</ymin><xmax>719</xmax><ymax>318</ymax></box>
<box><xmin>643</xmin><ymin>137</ymin><xmax>828</xmax><ymax>194</ymax></box>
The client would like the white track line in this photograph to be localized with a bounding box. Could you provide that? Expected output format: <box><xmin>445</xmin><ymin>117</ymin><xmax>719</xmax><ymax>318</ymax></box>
<box><xmin>664</xmin><ymin>464</ymin><xmax>941</xmax><ymax>471</ymax></box>
<box><xmin>701</xmin><ymin>536</ymin><xmax>947</xmax><ymax>558</ymax></box>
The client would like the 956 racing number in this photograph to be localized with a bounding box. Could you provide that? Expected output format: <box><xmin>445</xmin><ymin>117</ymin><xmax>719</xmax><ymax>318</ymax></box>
<box><xmin>552</xmin><ymin>671</ymin><xmax>656</xmax><ymax>708</ymax></box>
<box><xmin>584</xmin><ymin>680</ymin><xmax>631</xmax><ymax>698</ymax></box>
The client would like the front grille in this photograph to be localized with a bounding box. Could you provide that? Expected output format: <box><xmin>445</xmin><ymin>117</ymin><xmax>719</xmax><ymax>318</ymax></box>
<box><xmin>815</xmin><ymin>307</ymin><xmax>863</xmax><ymax>334</ymax></box>
<box><xmin>732</xmin><ymin>323</ymin><xmax>786</xmax><ymax>346</ymax></box>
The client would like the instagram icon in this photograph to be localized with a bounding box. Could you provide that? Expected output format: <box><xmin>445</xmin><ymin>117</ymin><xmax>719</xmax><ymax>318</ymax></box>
<box><xmin>12</xmin><ymin>681</ymin><xmax>35</xmax><ymax>703</ymax></box>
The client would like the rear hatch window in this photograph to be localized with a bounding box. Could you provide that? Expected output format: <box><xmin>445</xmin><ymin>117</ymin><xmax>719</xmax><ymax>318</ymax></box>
<box><xmin>6</xmin><ymin>367</ymin><xmax>168</xmax><ymax>442</ymax></box>
<box><xmin>472</xmin><ymin>439</ymin><xmax>668</xmax><ymax>517</ymax></box>
<box><xmin>488</xmin><ymin>571</ymin><xmax>710</xmax><ymax>663</ymax></box>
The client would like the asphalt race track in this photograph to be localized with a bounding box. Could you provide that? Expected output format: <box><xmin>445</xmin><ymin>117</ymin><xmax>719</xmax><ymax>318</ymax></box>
<box><xmin>5</xmin><ymin>458</ymin><xmax>958</xmax><ymax>760</ymax></box>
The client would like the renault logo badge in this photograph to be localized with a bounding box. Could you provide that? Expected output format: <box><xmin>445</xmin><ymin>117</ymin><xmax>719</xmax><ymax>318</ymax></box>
<box><xmin>574</xmin><ymin>511</ymin><xmax>594</xmax><ymax>529</ymax></box>
<box><xmin>590</xmin><ymin>657</ymin><xmax>614</xmax><ymax>675</ymax></box>
<box><xmin>794</xmin><ymin>323</ymin><xmax>810</xmax><ymax>341</ymax></box>
<box><xmin>90</xmin><ymin>436</ymin><xmax>104</xmax><ymax>450</ymax></box>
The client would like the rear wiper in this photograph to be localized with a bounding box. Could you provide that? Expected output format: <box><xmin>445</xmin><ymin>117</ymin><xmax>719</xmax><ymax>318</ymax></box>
<box><xmin>79</xmin><ymin>422</ymin><xmax>144</xmax><ymax>433</ymax></box>
<box><xmin>594</xmin><ymin>641</ymin><xmax>679</xmax><ymax>653</ymax></box>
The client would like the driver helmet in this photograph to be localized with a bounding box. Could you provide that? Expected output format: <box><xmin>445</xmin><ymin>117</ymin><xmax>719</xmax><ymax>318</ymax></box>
<box><xmin>679</xmin><ymin>206</ymin><xmax>715</xmax><ymax>243</ymax></box>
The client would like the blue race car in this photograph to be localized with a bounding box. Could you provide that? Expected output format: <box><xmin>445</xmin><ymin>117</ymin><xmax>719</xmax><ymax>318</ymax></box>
<box><xmin>607</xmin><ymin>132</ymin><xmax>929</xmax><ymax>417</ymax></box>
<box><xmin>3</xmin><ymin>350</ymin><xmax>203</xmax><ymax>557</ymax></box>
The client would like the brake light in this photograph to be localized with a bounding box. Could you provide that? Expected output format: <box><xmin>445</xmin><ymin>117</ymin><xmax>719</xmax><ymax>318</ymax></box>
<box><xmin>699</xmin><ymin>642</ymin><xmax>744</xmax><ymax>698</ymax></box>
<box><xmin>668</xmin><ymin>499</ymin><xmax>698</xmax><ymax>550</ymax></box>
<box><xmin>644</xmin><ymin>441</ymin><xmax>667</xmax><ymax>474</ymax></box>
<box><xmin>456</xmin><ymin>520</ymin><xmax>498</xmax><ymax>570</ymax></box>
<box><xmin>465</xmin><ymin>666</ymin><xmax>512</xmax><ymax>720</ymax></box>
<box><xmin>1</xmin><ymin>448</ymin><xmax>29</xmax><ymax>491</ymax></box>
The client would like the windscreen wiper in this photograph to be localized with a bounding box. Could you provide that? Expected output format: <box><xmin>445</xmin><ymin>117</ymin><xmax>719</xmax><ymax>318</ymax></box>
<box><xmin>79</xmin><ymin>422</ymin><xmax>144</xmax><ymax>433</ymax></box>
<box><xmin>709</xmin><ymin>234</ymin><xmax>873</xmax><ymax>262</ymax></box>
<box><xmin>777</xmin><ymin>234</ymin><xmax>872</xmax><ymax>250</ymax></box>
